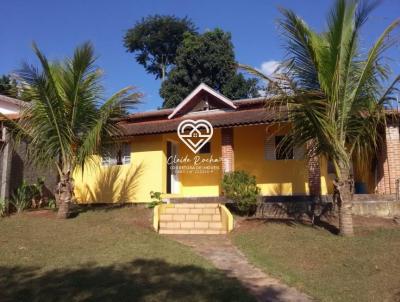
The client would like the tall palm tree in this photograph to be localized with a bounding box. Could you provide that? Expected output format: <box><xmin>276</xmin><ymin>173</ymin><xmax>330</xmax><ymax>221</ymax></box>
<box><xmin>4</xmin><ymin>42</ymin><xmax>141</xmax><ymax>218</ymax></box>
<box><xmin>241</xmin><ymin>0</ymin><xmax>400</xmax><ymax>236</ymax></box>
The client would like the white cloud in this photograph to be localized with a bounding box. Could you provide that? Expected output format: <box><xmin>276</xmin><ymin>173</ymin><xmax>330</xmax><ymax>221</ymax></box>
<box><xmin>259</xmin><ymin>60</ymin><xmax>280</xmax><ymax>76</ymax></box>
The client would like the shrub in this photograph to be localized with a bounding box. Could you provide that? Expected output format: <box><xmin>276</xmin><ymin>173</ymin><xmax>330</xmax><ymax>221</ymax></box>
<box><xmin>10</xmin><ymin>181</ymin><xmax>39</xmax><ymax>213</ymax></box>
<box><xmin>0</xmin><ymin>198</ymin><xmax>8</xmax><ymax>217</ymax></box>
<box><xmin>47</xmin><ymin>199</ymin><xmax>57</xmax><ymax>209</ymax></box>
<box><xmin>222</xmin><ymin>170</ymin><xmax>260</xmax><ymax>215</ymax></box>
<box><xmin>147</xmin><ymin>191</ymin><xmax>163</xmax><ymax>208</ymax></box>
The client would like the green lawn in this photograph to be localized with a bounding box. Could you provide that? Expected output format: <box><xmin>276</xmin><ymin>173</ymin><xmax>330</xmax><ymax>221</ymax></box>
<box><xmin>231</xmin><ymin>218</ymin><xmax>400</xmax><ymax>302</ymax></box>
<box><xmin>0</xmin><ymin>207</ymin><xmax>254</xmax><ymax>302</ymax></box>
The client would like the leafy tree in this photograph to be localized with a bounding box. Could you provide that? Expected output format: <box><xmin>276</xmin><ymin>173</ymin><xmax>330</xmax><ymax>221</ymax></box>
<box><xmin>242</xmin><ymin>0</ymin><xmax>400</xmax><ymax>236</ymax></box>
<box><xmin>0</xmin><ymin>75</ymin><xmax>18</xmax><ymax>98</ymax></box>
<box><xmin>161</xmin><ymin>29</ymin><xmax>252</xmax><ymax>108</ymax></box>
<box><xmin>124</xmin><ymin>15</ymin><xmax>197</xmax><ymax>81</ymax></box>
<box><xmin>3</xmin><ymin>42</ymin><xmax>141</xmax><ymax>218</ymax></box>
<box><xmin>222</xmin><ymin>73</ymin><xmax>260</xmax><ymax>100</ymax></box>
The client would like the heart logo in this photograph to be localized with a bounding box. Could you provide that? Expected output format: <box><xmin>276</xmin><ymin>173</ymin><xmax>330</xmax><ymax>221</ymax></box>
<box><xmin>177</xmin><ymin>119</ymin><xmax>213</xmax><ymax>154</ymax></box>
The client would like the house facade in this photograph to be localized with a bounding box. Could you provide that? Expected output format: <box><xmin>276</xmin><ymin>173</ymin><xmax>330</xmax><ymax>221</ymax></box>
<box><xmin>74</xmin><ymin>83</ymin><xmax>399</xmax><ymax>205</ymax></box>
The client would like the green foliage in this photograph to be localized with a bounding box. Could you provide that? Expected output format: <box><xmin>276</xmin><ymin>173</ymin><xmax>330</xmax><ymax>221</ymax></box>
<box><xmin>124</xmin><ymin>15</ymin><xmax>197</xmax><ymax>80</ymax></box>
<box><xmin>241</xmin><ymin>0</ymin><xmax>400</xmax><ymax>177</ymax></box>
<box><xmin>222</xmin><ymin>171</ymin><xmax>260</xmax><ymax>215</ymax></box>
<box><xmin>222</xmin><ymin>73</ymin><xmax>260</xmax><ymax>100</ymax></box>
<box><xmin>3</xmin><ymin>42</ymin><xmax>141</xmax><ymax>178</ymax></box>
<box><xmin>160</xmin><ymin>29</ymin><xmax>260</xmax><ymax>107</ymax></box>
<box><xmin>147</xmin><ymin>191</ymin><xmax>163</xmax><ymax>208</ymax></box>
<box><xmin>47</xmin><ymin>199</ymin><xmax>57</xmax><ymax>209</ymax></box>
<box><xmin>0</xmin><ymin>198</ymin><xmax>9</xmax><ymax>217</ymax></box>
<box><xmin>0</xmin><ymin>75</ymin><xmax>18</xmax><ymax>98</ymax></box>
<box><xmin>10</xmin><ymin>181</ymin><xmax>36</xmax><ymax>213</ymax></box>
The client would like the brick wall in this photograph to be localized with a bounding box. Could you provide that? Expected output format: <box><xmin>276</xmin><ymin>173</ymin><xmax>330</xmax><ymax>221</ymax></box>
<box><xmin>308</xmin><ymin>154</ymin><xmax>321</xmax><ymax>196</ymax></box>
<box><xmin>307</xmin><ymin>141</ymin><xmax>321</xmax><ymax>196</ymax></box>
<box><xmin>221</xmin><ymin>128</ymin><xmax>234</xmax><ymax>173</ymax></box>
<box><xmin>377</xmin><ymin>122</ymin><xmax>400</xmax><ymax>194</ymax></box>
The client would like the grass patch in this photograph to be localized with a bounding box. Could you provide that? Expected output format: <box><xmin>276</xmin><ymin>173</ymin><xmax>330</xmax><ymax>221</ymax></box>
<box><xmin>0</xmin><ymin>207</ymin><xmax>254</xmax><ymax>302</ymax></box>
<box><xmin>231</xmin><ymin>219</ymin><xmax>400</xmax><ymax>302</ymax></box>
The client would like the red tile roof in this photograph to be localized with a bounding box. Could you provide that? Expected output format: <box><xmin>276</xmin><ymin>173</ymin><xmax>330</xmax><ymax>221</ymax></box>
<box><xmin>0</xmin><ymin>94</ymin><xmax>25</xmax><ymax>106</ymax></box>
<box><xmin>120</xmin><ymin>108</ymin><xmax>286</xmax><ymax>136</ymax></box>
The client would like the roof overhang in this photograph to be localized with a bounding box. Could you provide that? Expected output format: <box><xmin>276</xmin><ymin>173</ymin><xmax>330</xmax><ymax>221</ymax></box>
<box><xmin>168</xmin><ymin>83</ymin><xmax>237</xmax><ymax>119</ymax></box>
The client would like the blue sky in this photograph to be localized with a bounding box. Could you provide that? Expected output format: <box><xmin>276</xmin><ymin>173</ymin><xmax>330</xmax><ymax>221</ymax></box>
<box><xmin>1</xmin><ymin>0</ymin><xmax>399</xmax><ymax>111</ymax></box>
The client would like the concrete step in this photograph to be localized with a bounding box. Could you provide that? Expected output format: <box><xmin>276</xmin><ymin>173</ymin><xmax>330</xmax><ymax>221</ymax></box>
<box><xmin>174</xmin><ymin>203</ymin><xmax>219</xmax><ymax>208</ymax></box>
<box><xmin>160</xmin><ymin>221</ymin><xmax>223</xmax><ymax>229</ymax></box>
<box><xmin>160</xmin><ymin>213</ymin><xmax>221</xmax><ymax>222</ymax></box>
<box><xmin>159</xmin><ymin>228</ymin><xmax>227</xmax><ymax>235</ymax></box>
<box><xmin>164</xmin><ymin>207</ymin><xmax>219</xmax><ymax>215</ymax></box>
<box><xmin>157</xmin><ymin>203</ymin><xmax>226</xmax><ymax>235</ymax></box>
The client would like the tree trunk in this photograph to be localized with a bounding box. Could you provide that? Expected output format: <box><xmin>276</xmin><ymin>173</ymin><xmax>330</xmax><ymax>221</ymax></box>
<box><xmin>56</xmin><ymin>170</ymin><xmax>74</xmax><ymax>219</ymax></box>
<box><xmin>335</xmin><ymin>163</ymin><xmax>354</xmax><ymax>236</ymax></box>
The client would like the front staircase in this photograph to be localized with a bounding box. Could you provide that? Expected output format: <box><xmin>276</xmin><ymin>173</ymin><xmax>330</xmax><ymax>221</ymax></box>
<box><xmin>154</xmin><ymin>203</ymin><xmax>233</xmax><ymax>234</ymax></box>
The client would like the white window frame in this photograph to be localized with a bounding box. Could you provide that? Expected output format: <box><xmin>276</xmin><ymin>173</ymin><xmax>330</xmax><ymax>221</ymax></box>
<box><xmin>101</xmin><ymin>143</ymin><xmax>131</xmax><ymax>166</ymax></box>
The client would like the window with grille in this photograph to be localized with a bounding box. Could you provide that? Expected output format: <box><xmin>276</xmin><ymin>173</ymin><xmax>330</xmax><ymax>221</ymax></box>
<box><xmin>265</xmin><ymin>135</ymin><xmax>305</xmax><ymax>160</ymax></box>
<box><xmin>101</xmin><ymin>143</ymin><xmax>131</xmax><ymax>166</ymax></box>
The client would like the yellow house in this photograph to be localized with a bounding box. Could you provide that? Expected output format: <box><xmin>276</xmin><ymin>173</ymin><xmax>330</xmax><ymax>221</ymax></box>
<box><xmin>75</xmin><ymin>83</ymin><xmax>330</xmax><ymax>203</ymax></box>
<box><xmin>73</xmin><ymin>83</ymin><xmax>398</xmax><ymax>233</ymax></box>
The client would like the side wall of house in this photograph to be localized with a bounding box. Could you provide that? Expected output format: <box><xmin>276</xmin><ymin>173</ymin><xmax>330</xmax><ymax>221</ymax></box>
<box><xmin>74</xmin><ymin>135</ymin><xmax>164</xmax><ymax>203</ymax></box>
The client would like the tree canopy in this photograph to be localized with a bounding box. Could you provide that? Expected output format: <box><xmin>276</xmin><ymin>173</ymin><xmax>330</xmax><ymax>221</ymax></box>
<box><xmin>160</xmin><ymin>29</ymin><xmax>259</xmax><ymax>108</ymax></box>
<box><xmin>124</xmin><ymin>15</ymin><xmax>197</xmax><ymax>81</ymax></box>
<box><xmin>0</xmin><ymin>75</ymin><xmax>18</xmax><ymax>98</ymax></box>
<box><xmin>222</xmin><ymin>73</ymin><xmax>260</xmax><ymax>100</ymax></box>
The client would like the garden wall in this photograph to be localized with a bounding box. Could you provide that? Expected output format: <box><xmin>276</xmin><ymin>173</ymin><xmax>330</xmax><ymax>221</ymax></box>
<box><xmin>256</xmin><ymin>195</ymin><xmax>400</xmax><ymax>219</ymax></box>
<box><xmin>0</xmin><ymin>139</ymin><xmax>58</xmax><ymax>199</ymax></box>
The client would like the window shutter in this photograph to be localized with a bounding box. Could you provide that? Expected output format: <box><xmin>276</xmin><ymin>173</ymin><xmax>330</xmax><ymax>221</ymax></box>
<box><xmin>293</xmin><ymin>145</ymin><xmax>306</xmax><ymax>160</ymax></box>
<box><xmin>264</xmin><ymin>136</ymin><xmax>276</xmax><ymax>160</ymax></box>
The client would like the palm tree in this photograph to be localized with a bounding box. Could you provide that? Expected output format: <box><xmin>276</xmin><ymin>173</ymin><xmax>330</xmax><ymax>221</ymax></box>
<box><xmin>241</xmin><ymin>0</ymin><xmax>400</xmax><ymax>236</ymax></box>
<box><xmin>4</xmin><ymin>42</ymin><xmax>141</xmax><ymax>218</ymax></box>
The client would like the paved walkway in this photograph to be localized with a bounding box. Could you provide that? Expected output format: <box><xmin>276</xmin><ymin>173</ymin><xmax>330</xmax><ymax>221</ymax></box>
<box><xmin>169</xmin><ymin>235</ymin><xmax>312</xmax><ymax>302</ymax></box>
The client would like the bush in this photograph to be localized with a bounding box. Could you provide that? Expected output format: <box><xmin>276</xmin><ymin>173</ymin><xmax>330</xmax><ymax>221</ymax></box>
<box><xmin>9</xmin><ymin>179</ymin><xmax>46</xmax><ymax>213</ymax></box>
<box><xmin>147</xmin><ymin>191</ymin><xmax>163</xmax><ymax>208</ymax></box>
<box><xmin>47</xmin><ymin>199</ymin><xmax>57</xmax><ymax>209</ymax></box>
<box><xmin>10</xmin><ymin>181</ymin><xmax>33</xmax><ymax>213</ymax></box>
<box><xmin>0</xmin><ymin>198</ymin><xmax>8</xmax><ymax>217</ymax></box>
<box><xmin>222</xmin><ymin>170</ymin><xmax>260</xmax><ymax>215</ymax></box>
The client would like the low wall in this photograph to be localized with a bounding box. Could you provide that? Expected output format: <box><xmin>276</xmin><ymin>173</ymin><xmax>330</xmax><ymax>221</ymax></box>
<box><xmin>258</xmin><ymin>195</ymin><xmax>400</xmax><ymax>218</ymax></box>
<box><xmin>352</xmin><ymin>200</ymin><xmax>400</xmax><ymax>217</ymax></box>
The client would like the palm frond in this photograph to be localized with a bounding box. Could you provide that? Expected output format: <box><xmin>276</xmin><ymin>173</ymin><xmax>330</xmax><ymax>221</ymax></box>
<box><xmin>77</xmin><ymin>87</ymin><xmax>141</xmax><ymax>169</ymax></box>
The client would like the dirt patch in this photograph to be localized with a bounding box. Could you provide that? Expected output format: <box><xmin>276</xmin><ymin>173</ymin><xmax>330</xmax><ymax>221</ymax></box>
<box><xmin>23</xmin><ymin>209</ymin><xmax>57</xmax><ymax>219</ymax></box>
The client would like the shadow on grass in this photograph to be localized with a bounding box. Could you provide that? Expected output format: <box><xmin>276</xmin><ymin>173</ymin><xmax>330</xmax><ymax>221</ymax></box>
<box><xmin>72</xmin><ymin>202</ymin><xmax>137</xmax><ymax>215</ymax></box>
<box><xmin>242</xmin><ymin>201</ymin><xmax>340</xmax><ymax>235</ymax></box>
<box><xmin>0</xmin><ymin>259</ymin><xmax>255</xmax><ymax>302</ymax></box>
<box><xmin>242</xmin><ymin>216</ymin><xmax>340</xmax><ymax>235</ymax></box>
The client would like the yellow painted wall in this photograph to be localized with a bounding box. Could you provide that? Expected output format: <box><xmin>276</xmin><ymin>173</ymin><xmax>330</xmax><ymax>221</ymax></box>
<box><xmin>236</xmin><ymin>124</ymin><xmax>311</xmax><ymax>195</ymax></box>
<box><xmin>74</xmin><ymin>135</ymin><xmax>164</xmax><ymax>203</ymax></box>
<box><xmin>162</xmin><ymin>130</ymin><xmax>222</xmax><ymax>197</ymax></box>
<box><xmin>320</xmin><ymin>156</ymin><xmax>333</xmax><ymax>194</ymax></box>
<box><xmin>74</xmin><ymin>124</ymin><xmax>331</xmax><ymax>203</ymax></box>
